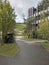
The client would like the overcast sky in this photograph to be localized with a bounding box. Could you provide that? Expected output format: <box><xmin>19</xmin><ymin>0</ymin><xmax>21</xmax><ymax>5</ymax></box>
<box><xmin>8</xmin><ymin>0</ymin><xmax>42</xmax><ymax>23</ymax></box>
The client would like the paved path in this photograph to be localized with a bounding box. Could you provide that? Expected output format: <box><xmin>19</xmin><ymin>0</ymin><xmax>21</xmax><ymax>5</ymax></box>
<box><xmin>0</xmin><ymin>39</ymin><xmax>49</xmax><ymax>65</ymax></box>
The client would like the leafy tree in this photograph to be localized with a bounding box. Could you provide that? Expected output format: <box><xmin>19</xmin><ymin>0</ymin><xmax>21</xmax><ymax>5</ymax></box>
<box><xmin>26</xmin><ymin>17</ymin><xmax>36</xmax><ymax>38</ymax></box>
<box><xmin>41</xmin><ymin>0</ymin><xmax>49</xmax><ymax>21</ymax></box>
<box><xmin>26</xmin><ymin>19</ymin><xmax>32</xmax><ymax>38</ymax></box>
<box><xmin>42</xmin><ymin>0</ymin><xmax>49</xmax><ymax>10</ymax></box>
<box><xmin>0</xmin><ymin>0</ymin><xmax>3</xmax><ymax>31</ymax></box>
<box><xmin>0</xmin><ymin>0</ymin><xmax>16</xmax><ymax>42</ymax></box>
<box><xmin>37</xmin><ymin>21</ymin><xmax>49</xmax><ymax>40</ymax></box>
<box><xmin>37</xmin><ymin>0</ymin><xmax>49</xmax><ymax>40</ymax></box>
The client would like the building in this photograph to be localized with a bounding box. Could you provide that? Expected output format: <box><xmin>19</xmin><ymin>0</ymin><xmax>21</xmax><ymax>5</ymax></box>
<box><xmin>27</xmin><ymin>6</ymin><xmax>49</xmax><ymax>38</ymax></box>
<box><xmin>28</xmin><ymin>7</ymin><xmax>33</xmax><ymax>18</ymax></box>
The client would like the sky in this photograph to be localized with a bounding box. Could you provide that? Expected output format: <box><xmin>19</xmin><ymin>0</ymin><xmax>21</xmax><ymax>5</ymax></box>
<box><xmin>8</xmin><ymin>0</ymin><xmax>42</xmax><ymax>23</ymax></box>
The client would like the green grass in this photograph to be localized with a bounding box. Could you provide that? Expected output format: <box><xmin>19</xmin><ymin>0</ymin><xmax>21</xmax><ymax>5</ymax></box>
<box><xmin>22</xmin><ymin>37</ymin><xmax>34</xmax><ymax>41</ymax></box>
<box><xmin>21</xmin><ymin>36</ymin><xmax>39</xmax><ymax>41</ymax></box>
<box><xmin>14</xmin><ymin>23</ymin><xmax>26</xmax><ymax>33</ymax></box>
<box><xmin>0</xmin><ymin>43</ymin><xmax>19</xmax><ymax>57</ymax></box>
<box><xmin>41</xmin><ymin>42</ymin><xmax>49</xmax><ymax>51</ymax></box>
<box><xmin>16</xmin><ymin>23</ymin><xmax>26</xmax><ymax>31</ymax></box>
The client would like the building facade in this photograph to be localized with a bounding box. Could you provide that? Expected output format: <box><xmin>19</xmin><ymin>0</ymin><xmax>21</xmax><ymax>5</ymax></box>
<box><xmin>27</xmin><ymin>6</ymin><xmax>49</xmax><ymax>38</ymax></box>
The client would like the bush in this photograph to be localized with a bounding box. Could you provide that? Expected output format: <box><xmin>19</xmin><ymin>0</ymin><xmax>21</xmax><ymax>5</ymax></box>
<box><xmin>37</xmin><ymin>21</ymin><xmax>49</xmax><ymax>40</ymax></box>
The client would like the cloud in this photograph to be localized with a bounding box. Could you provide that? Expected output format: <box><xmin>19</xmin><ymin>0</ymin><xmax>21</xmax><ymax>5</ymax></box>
<box><xmin>15</xmin><ymin>16</ymin><xmax>24</xmax><ymax>23</ymax></box>
<box><xmin>8</xmin><ymin>0</ymin><xmax>42</xmax><ymax>23</ymax></box>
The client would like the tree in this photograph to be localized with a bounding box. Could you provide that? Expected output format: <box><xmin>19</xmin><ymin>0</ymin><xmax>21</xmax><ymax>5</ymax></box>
<box><xmin>26</xmin><ymin>18</ymin><xmax>32</xmax><ymax>38</ymax></box>
<box><xmin>37</xmin><ymin>21</ymin><xmax>49</xmax><ymax>40</ymax></box>
<box><xmin>42</xmin><ymin>0</ymin><xmax>49</xmax><ymax>10</ymax></box>
<box><xmin>0</xmin><ymin>0</ymin><xmax>16</xmax><ymax>42</ymax></box>
<box><xmin>26</xmin><ymin>7</ymin><xmax>38</xmax><ymax>38</ymax></box>
<box><xmin>26</xmin><ymin>17</ymin><xmax>36</xmax><ymax>38</ymax></box>
<box><xmin>0</xmin><ymin>0</ymin><xmax>3</xmax><ymax>31</ymax></box>
<box><xmin>41</xmin><ymin>0</ymin><xmax>49</xmax><ymax>21</ymax></box>
<box><xmin>37</xmin><ymin>0</ymin><xmax>49</xmax><ymax>40</ymax></box>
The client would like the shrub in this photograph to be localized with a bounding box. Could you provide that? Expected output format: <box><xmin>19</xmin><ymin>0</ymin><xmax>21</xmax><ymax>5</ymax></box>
<box><xmin>37</xmin><ymin>21</ymin><xmax>49</xmax><ymax>40</ymax></box>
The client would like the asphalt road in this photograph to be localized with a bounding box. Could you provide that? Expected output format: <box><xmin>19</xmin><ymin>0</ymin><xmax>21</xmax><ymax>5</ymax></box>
<box><xmin>0</xmin><ymin>40</ymin><xmax>49</xmax><ymax>65</ymax></box>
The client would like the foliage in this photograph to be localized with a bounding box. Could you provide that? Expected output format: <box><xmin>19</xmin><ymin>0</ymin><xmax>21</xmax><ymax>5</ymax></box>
<box><xmin>0</xmin><ymin>0</ymin><xmax>16</xmax><ymax>42</ymax></box>
<box><xmin>41</xmin><ymin>42</ymin><xmax>49</xmax><ymax>51</ymax></box>
<box><xmin>0</xmin><ymin>0</ymin><xmax>2</xmax><ymax>31</ymax></box>
<box><xmin>37</xmin><ymin>21</ymin><xmax>49</xmax><ymax>40</ymax></box>
<box><xmin>37</xmin><ymin>0</ymin><xmax>49</xmax><ymax>40</ymax></box>
<box><xmin>42</xmin><ymin>0</ymin><xmax>49</xmax><ymax>10</ymax></box>
<box><xmin>26</xmin><ymin>18</ymin><xmax>34</xmax><ymax>37</ymax></box>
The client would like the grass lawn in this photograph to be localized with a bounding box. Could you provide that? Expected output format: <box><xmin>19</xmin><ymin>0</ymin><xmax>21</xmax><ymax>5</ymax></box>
<box><xmin>20</xmin><ymin>36</ymin><xmax>40</xmax><ymax>41</ymax></box>
<box><xmin>22</xmin><ymin>37</ymin><xmax>34</xmax><ymax>41</ymax></box>
<box><xmin>41</xmin><ymin>42</ymin><xmax>49</xmax><ymax>51</ymax></box>
<box><xmin>0</xmin><ymin>43</ymin><xmax>19</xmax><ymax>57</ymax></box>
<box><xmin>14</xmin><ymin>23</ymin><xmax>26</xmax><ymax>35</ymax></box>
<box><xmin>15</xmin><ymin>23</ymin><xmax>26</xmax><ymax>31</ymax></box>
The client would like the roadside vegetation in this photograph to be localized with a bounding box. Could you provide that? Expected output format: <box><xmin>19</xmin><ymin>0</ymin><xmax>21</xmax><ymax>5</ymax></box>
<box><xmin>21</xmin><ymin>36</ymin><xmax>41</xmax><ymax>41</ymax></box>
<box><xmin>0</xmin><ymin>0</ymin><xmax>19</xmax><ymax>57</ymax></box>
<box><xmin>41</xmin><ymin>42</ymin><xmax>49</xmax><ymax>51</ymax></box>
<box><xmin>0</xmin><ymin>43</ymin><xmax>19</xmax><ymax>57</ymax></box>
<box><xmin>25</xmin><ymin>0</ymin><xmax>49</xmax><ymax>51</ymax></box>
<box><xmin>0</xmin><ymin>0</ymin><xmax>16</xmax><ymax>43</ymax></box>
